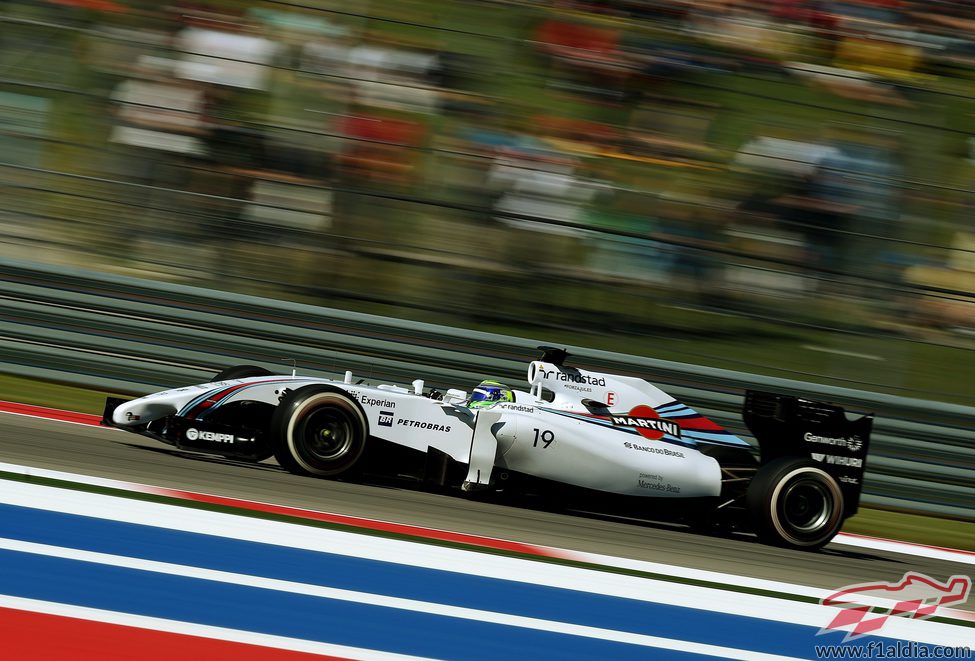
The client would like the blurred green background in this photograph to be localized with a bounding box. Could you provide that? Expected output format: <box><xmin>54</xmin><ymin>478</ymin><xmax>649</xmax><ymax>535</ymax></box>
<box><xmin>1</xmin><ymin>0</ymin><xmax>974</xmax><ymax>405</ymax></box>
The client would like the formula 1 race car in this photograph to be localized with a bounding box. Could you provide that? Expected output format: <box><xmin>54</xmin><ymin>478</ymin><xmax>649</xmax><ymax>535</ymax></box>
<box><xmin>102</xmin><ymin>347</ymin><xmax>873</xmax><ymax>550</ymax></box>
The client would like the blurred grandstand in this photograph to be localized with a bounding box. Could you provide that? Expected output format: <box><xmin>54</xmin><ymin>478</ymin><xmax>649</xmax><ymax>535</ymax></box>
<box><xmin>0</xmin><ymin>0</ymin><xmax>973</xmax><ymax>404</ymax></box>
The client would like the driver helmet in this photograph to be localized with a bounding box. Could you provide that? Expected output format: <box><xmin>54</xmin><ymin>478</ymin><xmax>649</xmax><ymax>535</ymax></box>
<box><xmin>468</xmin><ymin>380</ymin><xmax>514</xmax><ymax>409</ymax></box>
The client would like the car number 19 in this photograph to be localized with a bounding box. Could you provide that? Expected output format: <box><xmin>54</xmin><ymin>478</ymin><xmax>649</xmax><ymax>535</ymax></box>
<box><xmin>532</xmin><ymin>428</ymin><xmax>554</xmax><ymax>448</ymax></box>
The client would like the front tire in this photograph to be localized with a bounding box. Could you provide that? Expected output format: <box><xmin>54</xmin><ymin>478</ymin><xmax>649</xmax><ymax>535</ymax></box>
<box><xmin>271</xmin><ymin>385</ymin><xmax>368</xmax><ymax>477</ymax></box>
<box><xmin>746</xmin><ymin>457</ymin><xmax>844</xmax><ymax>550</ymax></box>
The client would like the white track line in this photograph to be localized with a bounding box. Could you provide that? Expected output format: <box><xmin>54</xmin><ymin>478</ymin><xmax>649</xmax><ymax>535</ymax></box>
<box><xmin>1</xmin><ymin>459</ymin><xmax>972</xmax><ymax>601</ymax></box>
<box><xmin>3</xmin><ymin>407</ymin><xmax>971</xmax><ymax>565</ymax></box>
<box><xmin>0</xmin><ymin>537</ymin><xmax>810</xmax><ymax>661</ymax></box>
<box><xmin>833</xmin><ymin>534</ymin><xmax>975</xmax><ymax>566</ymax></box>
<box><xmin>1</xmin><ymin>478</ymin><xmax>972</xmax><ymax>648</ymax></box>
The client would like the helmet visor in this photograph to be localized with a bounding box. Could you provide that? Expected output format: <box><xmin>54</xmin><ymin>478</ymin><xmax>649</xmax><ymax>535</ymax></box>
<box><xmin>470</xmin><ymin>387</ymin><xmax>504</xmax><ymax>404</ymax></box>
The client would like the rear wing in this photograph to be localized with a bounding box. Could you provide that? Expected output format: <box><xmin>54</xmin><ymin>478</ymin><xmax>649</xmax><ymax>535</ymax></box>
<box><xmin>743</xmin><ymin>390</ymin><xmax>873</xmax><ymax>517</ymax></box>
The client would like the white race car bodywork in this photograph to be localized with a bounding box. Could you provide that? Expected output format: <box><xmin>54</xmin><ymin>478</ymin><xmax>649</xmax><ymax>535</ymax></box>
<box><xmin>112</xmin><ymin>359</ymin><xmax>742</xmax><ymax>499</ymax></box>
<box><xmin>106</xmin><ymin>349</ymin><xmax>873</xmax><ymax>550</ymax></box>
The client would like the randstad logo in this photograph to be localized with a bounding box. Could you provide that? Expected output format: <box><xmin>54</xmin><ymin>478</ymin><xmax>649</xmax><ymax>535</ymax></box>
<box><xmin>819</xmin><ymin>572</ymin><xmax>971</xmax><ymax>641</ymax></box>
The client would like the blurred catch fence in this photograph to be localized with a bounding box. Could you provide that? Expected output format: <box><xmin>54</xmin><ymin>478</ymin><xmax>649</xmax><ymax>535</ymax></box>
<box><xmin>0</xmin><ymin>257</ymin><xmax>971</xmax><ymax>521</ymax></box>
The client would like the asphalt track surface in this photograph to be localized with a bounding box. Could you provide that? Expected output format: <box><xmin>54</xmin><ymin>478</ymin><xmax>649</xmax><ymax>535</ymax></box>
<box><xmin>2</xmin><ymin>412</ymin><xmax>970</xmax><ymax>601</ymax></box>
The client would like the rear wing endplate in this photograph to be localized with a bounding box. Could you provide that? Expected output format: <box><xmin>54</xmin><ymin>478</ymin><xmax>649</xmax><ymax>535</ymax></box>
<box><xmin>743</xmin><ymin>390</ymin><xmax>873</xmax><ymax>517</ymax></box>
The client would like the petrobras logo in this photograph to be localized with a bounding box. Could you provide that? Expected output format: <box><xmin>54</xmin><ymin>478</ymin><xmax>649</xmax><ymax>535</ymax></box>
<box><xmin>378</xmin><ymin>410</ymin><xmax>394</xmax><ymax>427</ymax></box>
<box><xmin>186</xmin><ymin>428</ymin><xmax>234</xmax><ymax>443</ymax></box>
<box><xmin>804</xmin><ymin>432</ymin><xmax>864</xmax><ymax>453</ymax></box>
<box><xmin>397</xmin><ymin>419</ymin><xmax>451</xmax><ymax>433</ymax></box>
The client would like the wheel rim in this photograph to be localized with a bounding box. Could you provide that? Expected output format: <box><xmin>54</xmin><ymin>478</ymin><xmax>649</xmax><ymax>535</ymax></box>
<box><xmin>781</xmin><ymin>478</ymin><xmax>833</xmax><ymax>534</ymax></box>
<box><xmin>297</xmin><ymin>408</ymin><xmax>354</xmax><ymax>463</ymax></box>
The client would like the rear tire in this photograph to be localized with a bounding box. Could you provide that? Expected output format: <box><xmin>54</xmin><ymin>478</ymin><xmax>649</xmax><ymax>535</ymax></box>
<box><xmin>271</xmin><ymin>385</ymin><xmax>368</xmax><ymax>477</ymax></box>
<box><xmin>212</xmin><ymin>365</ymin><xmax>273</xmax><ymax>381</ymax></box>
<box><xmin>746</xmin><ymin>457</ymin><xmax>844</xmax><ymax>551</ymax></box>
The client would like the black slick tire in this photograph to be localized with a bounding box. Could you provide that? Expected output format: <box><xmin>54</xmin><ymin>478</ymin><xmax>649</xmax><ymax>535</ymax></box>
<box><xmin>271</xmin><ymin>385</ymin><xmax>368</xmax><ymax>477</ymax></box>
<box><xmin>746</xmin><ymin>457</ymin><xmax>844</xmax><ymax>551</ymax></box>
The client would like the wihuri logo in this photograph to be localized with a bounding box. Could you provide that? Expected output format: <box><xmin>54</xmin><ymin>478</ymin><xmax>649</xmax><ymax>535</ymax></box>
<box><xmin>819</xmin><ymin>572</ymin><xmax>971</xmax><ymax>641</ymax></box>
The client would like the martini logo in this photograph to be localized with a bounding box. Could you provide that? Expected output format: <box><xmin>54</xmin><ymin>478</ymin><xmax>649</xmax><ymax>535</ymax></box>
<box><xmin>611</xmin><ymin>405</ymin><xmax>680</xmax><ymax>440</ymax></box>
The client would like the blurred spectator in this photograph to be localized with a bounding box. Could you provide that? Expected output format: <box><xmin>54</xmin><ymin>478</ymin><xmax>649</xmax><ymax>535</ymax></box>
<box><xmin>103</xmin><ymin>54</ymin><xmax>213</xmax><ymax>262</ymax></box>
<box><xmin>174</xmin><ymin>11</ymin><xmax>278</xmax><ymax>91</ymax></box>
<box><xmin>834</xmin><ymin>33</ymin><xmax>923</xmax><ymax>82</ymax></box>
<box><xmin>109</xmin><ymin>58</ymin><xmax>208</xmax><ymax>162</ymax></box>
<box><xmin>808</xmin><ymin>137</ymin><xmax>901</xmax><ymax>234</ymax></box>
<box><xmin>337</xmin><ymin>111</ymin><xmax>426</xmax><ymax>187</ymax></box>
<box><xmin>2</xmin><ymin>0</ymin><xmax>974</xmax><ymax>358</ymax></box>
<box><xmin>786</xmin><ymin>62</ymin><xmax>912</xmax><ymax>107</ymax></box>
<box><xmin>488</xmin><ymin>145</ymin><xmax>605</xmax><ymax>236</ymax></box>
<box><xmin>534</xmin><ymin>115</ymin><xmax>623</xmax><ymax>157</ymax></box>
<box><xmin>904</xmin><ymin>231</ymin><xmax>975</xmax><ymax>334</ymax></box>
<box><xmin>734</xmin><ymin>136</ymin><xmax>840</xmax><ymax>178</ymax></box>
<box><xmin>534</xmin><ymin>16</ymin><xmax>634</xmax><ymax>102</ymax></box>
<box><xmin>683</xmin><ymin>0</ymin><xmax>807</xmax><ymax>63</ymax></box>
<box><xmin>300</xmin><ymin>25</ymin><xmax>355</xmax><ymax>101</ymax></box>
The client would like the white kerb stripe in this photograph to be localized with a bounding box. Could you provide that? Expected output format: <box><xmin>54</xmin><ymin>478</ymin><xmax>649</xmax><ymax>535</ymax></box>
<box><xmin>1</xmin><ymin>478</ymin><xmax>970</xmax><ymax>648</ymax></box>
<box><xmin>3</xmin><ymin>459</ymin><xmax>971</xmax><ymax>571</ymax></box>
<box><xmin>0</xmin><ymin>537</ymin><xmax>805</xmax><ymax>661</ymax></box>
<box><xmin>833</xmin><ymin>534</ymin><xmax>975</xmax><ymax>567</ymax></box>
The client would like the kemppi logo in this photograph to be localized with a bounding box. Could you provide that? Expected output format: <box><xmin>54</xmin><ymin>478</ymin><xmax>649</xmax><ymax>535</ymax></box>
<box><xmin>186</xmin><ymin>428</ymin><xmax>235</xmax><ymax>444</ymax></box>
